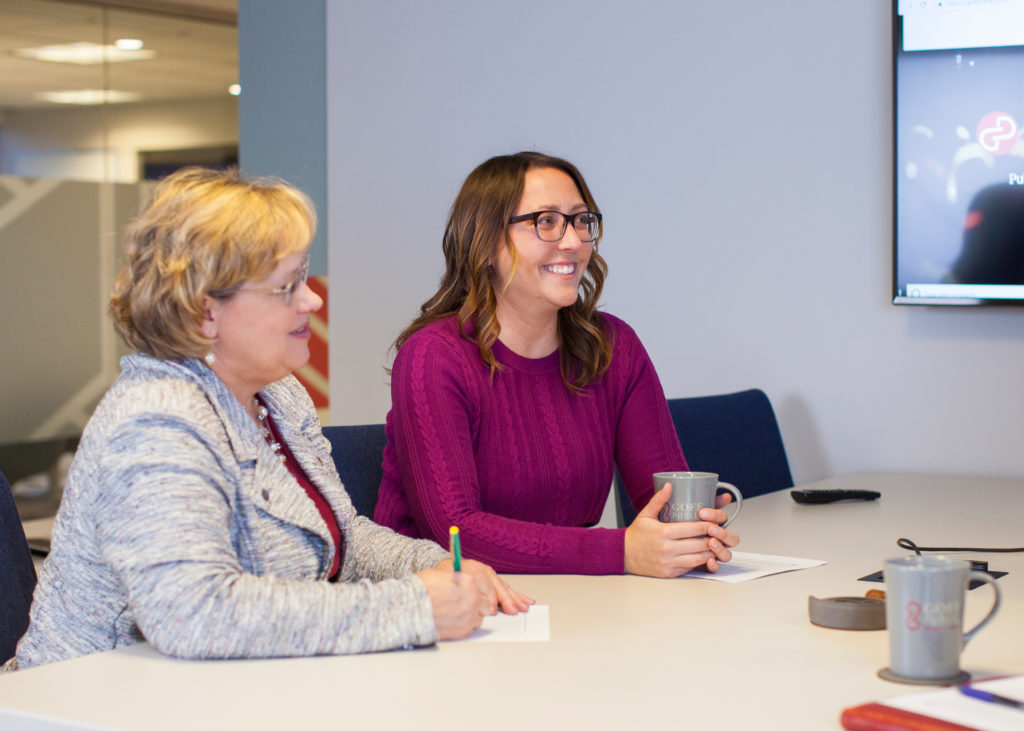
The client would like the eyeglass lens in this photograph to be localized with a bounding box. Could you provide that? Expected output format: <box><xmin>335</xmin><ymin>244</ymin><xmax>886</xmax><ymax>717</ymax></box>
<box><xmin>285</xmin><ymin>258</ymin><xmax>310</xmax><ymax>305</ymax></box>
<box><xmin>534</xmin><ymin>212</ymin><xmax>601</xmax><ymax>242</ymax></box>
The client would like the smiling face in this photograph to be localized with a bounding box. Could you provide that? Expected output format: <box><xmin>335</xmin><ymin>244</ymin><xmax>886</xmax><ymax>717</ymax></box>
<box><xmin>201</xmin><ymin>250</ymin><xmax>323</xmax><ymax>407</ymax></box>
<box><xmin>493</xmin><ymin>166</ymin><xmax>593</xmax><ymax>328</ymax></box>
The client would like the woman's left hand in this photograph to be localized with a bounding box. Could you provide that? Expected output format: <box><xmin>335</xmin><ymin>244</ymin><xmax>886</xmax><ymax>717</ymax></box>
<box><xmin>625</xmin><ymin>485</ymin><xmax>740</xmax><ymax>577</ymax></box>
<box><xmin>434</xmin><ymin>557</ymin><xmax>535</xmax><ymax>615</ymax></box>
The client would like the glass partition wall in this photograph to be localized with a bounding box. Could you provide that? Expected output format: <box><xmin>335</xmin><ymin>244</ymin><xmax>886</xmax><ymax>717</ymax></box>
<box><xmin>0</xmin><ymin>0</ymin><xmax>238</xmax><ymax>519</ymax></box>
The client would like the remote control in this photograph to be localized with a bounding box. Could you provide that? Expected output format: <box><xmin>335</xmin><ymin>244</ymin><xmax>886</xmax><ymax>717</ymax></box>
<box><xmin>790</xmin><ymin>489</ymin><xmax>881</xmax><ymax>504</ymax></box>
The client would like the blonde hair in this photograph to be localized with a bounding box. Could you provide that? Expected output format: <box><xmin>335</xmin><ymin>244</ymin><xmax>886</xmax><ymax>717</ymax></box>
<box><xmin>395</xmin><ymin>152</ymin><xmax>612</xmax><ymax>391</ymax></box>
<box><xmin>109</xmin><ymin>167</ymin><xmax>316</xmax><ymax>359</ymax></box>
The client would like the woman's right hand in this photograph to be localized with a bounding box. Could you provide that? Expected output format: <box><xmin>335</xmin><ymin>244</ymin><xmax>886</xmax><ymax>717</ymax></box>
<box><xmin>624</xmin><ymin>483</ymin><xmax>739</xmax><ymax>578</ymax></box>
<box><xmin>416</xmin><ymin>567</ymin><xmax>490</xmax><ymax>640</ymax></box>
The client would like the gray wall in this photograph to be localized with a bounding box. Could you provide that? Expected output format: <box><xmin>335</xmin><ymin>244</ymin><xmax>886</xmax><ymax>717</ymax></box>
<box><xmin>299</xmin><ymin>1</ymin><xmax>1024</xmax><ymax>482</ymax></box>
<box><xmin>239</xmin><ymin>0</ymin><xmax>327</xmax><ymax>275</ymax></box>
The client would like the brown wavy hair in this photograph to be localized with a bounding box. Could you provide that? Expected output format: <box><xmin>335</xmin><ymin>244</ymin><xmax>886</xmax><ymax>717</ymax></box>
<box><xmin>394</xmin><ymin>151</ymin><xmax>612</xmax><ymax>391</ymax></box>
<box><xmin>109</xmin><ymin>167</ymin><xmax>316</xmax><ymax>360</ymax></box>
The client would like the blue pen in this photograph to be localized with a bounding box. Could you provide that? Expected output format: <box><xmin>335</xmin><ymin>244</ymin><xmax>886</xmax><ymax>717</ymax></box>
<box><xmin>958</xmin><ymin>684</ymin><xmax>1024</xmax><ymax>711</ymax></box>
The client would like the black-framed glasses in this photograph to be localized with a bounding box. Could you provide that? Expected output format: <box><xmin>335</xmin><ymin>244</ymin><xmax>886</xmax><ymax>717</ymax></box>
<box><xmin>508</xmin><ymin>210</ymin><xmax>603</xmax><ymax>243</ymax></box>
<box><xmin>235</xmin><ymin>253</ymin><xmax>310</xmax><ymax>306</ymax></box>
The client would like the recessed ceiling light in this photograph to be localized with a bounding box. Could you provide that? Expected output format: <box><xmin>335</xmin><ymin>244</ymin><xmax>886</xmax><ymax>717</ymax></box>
<box><xmin>114</xmin><ymin>38</ymin><xmax>145</xmax><ymax>51</ymax></box>
<box><xmin>35</xmin><ymin>89</ymin><xmax>142</xmax><ymax>105</ymax></box>
<box><xmin>16</xmin><ymin>42</ymin><xmax>156</xmax><ymax>65</ymax></box>
<box><xmin>228</xmin><ymin>84</ymin><xmax>241</xmax><ymax>96</ymax></box>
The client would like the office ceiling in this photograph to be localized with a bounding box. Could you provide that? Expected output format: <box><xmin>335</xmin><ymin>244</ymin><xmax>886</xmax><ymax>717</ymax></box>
<box><xmin>0</xmin><ymin>0</ymin><xmax>237</xmax><ymax>112</ymax></box>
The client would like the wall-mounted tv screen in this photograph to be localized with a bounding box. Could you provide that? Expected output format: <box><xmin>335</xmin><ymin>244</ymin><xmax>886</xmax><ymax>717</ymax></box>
<box><xmin>893</xmin><ymin>0</ymin><xmax>1024</xmax><ymax>305</ymax></box>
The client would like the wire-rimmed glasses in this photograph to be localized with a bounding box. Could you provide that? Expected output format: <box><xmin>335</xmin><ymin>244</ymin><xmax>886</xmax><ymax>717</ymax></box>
<box><xmin>233</xmin><ymin>253</ymin><xmax>310</xmax><ymax>306</ymax></box>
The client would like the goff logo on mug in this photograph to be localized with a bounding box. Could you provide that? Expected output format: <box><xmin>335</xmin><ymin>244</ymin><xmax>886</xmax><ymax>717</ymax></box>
<box><xmin>905</xmin><ymin>601</ymin><xmax>922</xmax><ymax>631</ymax></box>
<box><xmin>883</xmin><ymin>557</ymin><xmax>1000</xmax><ymax>683</ymax></box>
<box><xmin>651</xmin><ymin>472</ymin><xmax>742</xmax><ymax>528</ymax></box>
<box><xmin>904</xmin><ymin>600</ymin><xmax>961</xmax><ymax>632</ymax></box>
<box><xmin>663</xmin><ymin>502</ymin><xmax>704</xmax><ymax>522</ymax></box>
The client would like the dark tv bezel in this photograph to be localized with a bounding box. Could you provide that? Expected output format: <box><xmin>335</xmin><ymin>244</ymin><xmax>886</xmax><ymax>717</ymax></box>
<box><xmin>891</xmin><ymin>1</ymin><xmax>1024</xmax><ymax>307</ymax></box>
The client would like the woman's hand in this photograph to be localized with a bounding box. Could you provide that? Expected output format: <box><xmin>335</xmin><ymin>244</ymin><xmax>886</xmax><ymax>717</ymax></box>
<box><xmin>416</xmin><ymin>567</ymin><xmax>491</xmax><ymax>640</ymax></box>
<box><xmin>623</xmin><ymin>483</ymin><xmax>740</xmax><ymax>578</ymax></box>
<box><xmin>434</xmin><ymin>557</ymin><xmax>535</xmax><ymax>615</ymax></box>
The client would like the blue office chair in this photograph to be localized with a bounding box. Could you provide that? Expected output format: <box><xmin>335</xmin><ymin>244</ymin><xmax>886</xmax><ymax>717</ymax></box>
<box><xmin>1</xmin><ymin>469</ymin><xmax>37</xmax><ymax>663</ymax></box>
<box><xmin>322</xmin><ymin>424</ymin><xmax>387</xmax><ymax>518</ymax></box>
<box><xmin>616</xmin><ymin>388</ymin><xmax>793</xmax><ymax>527</ymax></box>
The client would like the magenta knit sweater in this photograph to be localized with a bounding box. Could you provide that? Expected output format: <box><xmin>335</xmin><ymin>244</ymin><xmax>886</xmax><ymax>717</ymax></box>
<box><xmin>373</xmin><ymin>313</ymin><xmax>687</xmax><ymax>574</ymax></box>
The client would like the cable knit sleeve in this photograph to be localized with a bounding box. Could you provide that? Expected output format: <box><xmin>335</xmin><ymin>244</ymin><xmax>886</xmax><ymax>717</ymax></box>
<box><xmin>378</xmin><ymin>325</ymin><xmax>628</xmax><ymax>575</ymax></box>
<box><xmin>608</xmin><ymin>318</ymin><xmax>689</xmax><ymax>514</ymax></box>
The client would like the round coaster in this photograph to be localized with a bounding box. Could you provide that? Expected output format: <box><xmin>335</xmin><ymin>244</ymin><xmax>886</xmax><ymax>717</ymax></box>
<box><xmin>808</xmin><ymin>596</ymin><xmax>886</xmax><ymax>630</ymax></box>
<box><xmin>877</xmin><ymin>667</ymin><xmax>971</xmax><ymax>685</ymax></box>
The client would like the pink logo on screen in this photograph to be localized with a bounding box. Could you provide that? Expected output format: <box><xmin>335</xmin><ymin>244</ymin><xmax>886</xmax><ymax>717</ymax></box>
<box><xmin>976</xmin><ymin>111</ymin><xmax>1019</xmax><ymax>156</ymax></box>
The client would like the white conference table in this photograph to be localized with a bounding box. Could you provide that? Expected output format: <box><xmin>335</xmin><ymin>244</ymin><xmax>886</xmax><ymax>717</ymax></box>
<box><xmin>1</xmin><ymin>472</ymin><xmax>1021</xmax><ymax>730</ymax></box>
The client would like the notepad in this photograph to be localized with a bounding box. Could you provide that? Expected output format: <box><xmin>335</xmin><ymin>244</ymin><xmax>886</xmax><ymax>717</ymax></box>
<box><xmin>460</xmin><ymin>605</ymin><xmax>550</xmax><ymax>642</ymax></box>
<box><xmin>679</xmin><ymin>551</ymin><xmax>826</xmax><ymax>583</ymax></box>
<box><xmin>842</xmin><ymin>676</ymin><xmax>1024</xmax><ymax>731</ymax></box>
<box><xmin>885</xmin><ymin>677</ymin><xmax>1024</xmax><ymax>731</ymax></box>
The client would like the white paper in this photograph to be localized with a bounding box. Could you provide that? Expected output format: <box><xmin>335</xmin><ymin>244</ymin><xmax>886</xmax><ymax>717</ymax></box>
<box><xmin>459</xmin><ymin>605</ymin><xmax>550</xmax><ymax>642</ymax></box>
<box><xmin>679</xmin><ymin>550</ymin><xmax>826</xmax><ymax>583</ymax></box>
<box><xmin>884</xmin><ymin>676</ymin><xmax>1024</xmax><ymax>731</ymax></box>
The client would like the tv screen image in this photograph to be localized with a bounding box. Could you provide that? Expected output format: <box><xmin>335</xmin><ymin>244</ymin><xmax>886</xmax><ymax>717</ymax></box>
<box><xmin>893</xmin><ymin>0</ymin><xmax>1024</xmax><ymax>305</ymax></box>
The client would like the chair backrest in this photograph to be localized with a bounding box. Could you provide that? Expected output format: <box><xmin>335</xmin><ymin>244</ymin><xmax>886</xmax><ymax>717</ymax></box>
<box><xmin>321</xmin><ymin>424</ymin><xmax>387</xmax><ymax>518</ymax></box>
<box><xmin>0</xmin><ymin>469</ymin><xmax>37</xmax><ymax>663</ymax></box>
<box><xmin>617</xmin><ymin>388</ymin><xmax>793</xmax><ymax>526</ymax></box>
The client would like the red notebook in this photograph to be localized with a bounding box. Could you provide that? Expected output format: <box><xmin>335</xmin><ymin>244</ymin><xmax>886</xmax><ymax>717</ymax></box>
<box><xmin>840</xmin><ymin>702</ymin><xmax>981</xmax><ymax>731</ymax></box>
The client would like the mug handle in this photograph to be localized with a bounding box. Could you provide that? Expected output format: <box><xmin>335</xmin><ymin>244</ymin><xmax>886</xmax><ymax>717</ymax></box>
<box><xmin>714</xmin><ymin>481</ymin><xmax>742</xmax><ymax>529</ymax></box>
<box><xmin>963</xmin><ymin>571</ymin><xmax>1001</xmax><ymax>645</ymax></box>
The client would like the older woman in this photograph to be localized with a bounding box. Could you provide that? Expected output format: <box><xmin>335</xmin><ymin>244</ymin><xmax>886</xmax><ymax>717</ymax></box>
<box><xmin>9</xmin><ymin>167</ymin><xmax>529</xmax><ymax>671</ymax></box>
<box><xmin>374</xmin><ymin>152</ymin><xmax>740</xmax><ymax>576</ymax></box>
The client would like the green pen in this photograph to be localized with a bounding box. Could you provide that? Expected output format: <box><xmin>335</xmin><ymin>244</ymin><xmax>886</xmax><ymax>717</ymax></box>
<box><xmin>449</xmin><ymin>525</ymin><xmax>462</xmax><ymax>572</ymax></box>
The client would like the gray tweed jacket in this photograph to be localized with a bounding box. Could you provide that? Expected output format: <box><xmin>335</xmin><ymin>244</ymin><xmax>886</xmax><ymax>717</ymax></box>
<box><xmin>13</xmin><ymin>354</ymin><xmax>447</xmax><ymax>669</ymax></box>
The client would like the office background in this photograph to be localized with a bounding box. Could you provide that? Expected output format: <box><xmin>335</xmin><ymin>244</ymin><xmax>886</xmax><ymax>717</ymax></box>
<box><xmin>240</xmin><ymin>0</ymin><xmax>1024</xmax><ymax>486</ymax></box>
<box><xmin>0</xmin><ymin>1</ymin><xmax>239</xmax><ymax>456</ymax></box>
<box><xmin>3</xmin><ymin>1</ymin><xmax>1021</xmax><ymax>491</ymax></box>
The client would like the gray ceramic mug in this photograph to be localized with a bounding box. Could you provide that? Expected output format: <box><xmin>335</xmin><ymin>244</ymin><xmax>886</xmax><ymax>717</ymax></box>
<box><xmin>883</xmin><ymin>556</ymin><xmax>1001</xmax><ymax>682</ymax></box>
<box><xmin>652</xmin><ymin>471</ymin><xmax>742</xmax><ymax>528</ymax></box>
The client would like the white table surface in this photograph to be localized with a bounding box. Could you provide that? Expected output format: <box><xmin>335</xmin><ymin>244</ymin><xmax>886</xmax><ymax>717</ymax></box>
<box><xmin>2</xmin><ymin>472</ymin><xmax>1021</xmax><ymax>730</ymax></box>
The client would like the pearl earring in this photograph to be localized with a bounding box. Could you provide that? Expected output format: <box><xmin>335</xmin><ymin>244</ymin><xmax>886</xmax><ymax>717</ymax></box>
<box><xmin>204</xmin><ymin>351</ymin><xmax>216</xmax><ymax>365</ymax></box>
